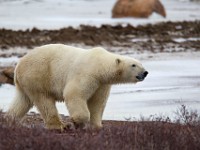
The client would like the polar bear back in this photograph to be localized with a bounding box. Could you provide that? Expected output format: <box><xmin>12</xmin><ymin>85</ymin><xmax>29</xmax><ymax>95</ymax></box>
<box><xmin>15</xmin><ymin>44</ymin><xmax>112</xmax><ymax>100</ymax></box>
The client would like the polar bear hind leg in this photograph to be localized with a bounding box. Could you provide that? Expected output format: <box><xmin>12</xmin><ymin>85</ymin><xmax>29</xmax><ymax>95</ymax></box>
<box><xmin>7</xmin><ymin>85</ymin><xmax>33</xmax><ymax>120</ymax></box>
<box><xmin>31</xmin><ymin>94</ymin><xmax>65</xmax><ymax>130</ymax></box>
<box><xmin>88</xmin><ymin>85</ymin><xmax>111</xmax><ymax>129</ymax></box>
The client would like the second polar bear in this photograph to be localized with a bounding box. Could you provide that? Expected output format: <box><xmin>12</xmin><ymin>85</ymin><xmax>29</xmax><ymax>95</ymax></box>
<box><xmin>7</xmin><ymin>44</ymin><xmax>148</xmax><ymax>130</ymax></box>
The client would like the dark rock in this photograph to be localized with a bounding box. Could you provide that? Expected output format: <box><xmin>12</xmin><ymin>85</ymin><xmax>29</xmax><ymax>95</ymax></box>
<box><xmin>0</xmin><ymin>67</ymin><xmax>15</xmax><ymax>85</ymax></box>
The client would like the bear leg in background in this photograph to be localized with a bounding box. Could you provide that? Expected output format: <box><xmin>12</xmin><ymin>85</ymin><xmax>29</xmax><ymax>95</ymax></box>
<box><xmin>88</xmin><ymin>85</ymin><xmax>111</xmax><ymax>129</ymax></box>
<box><xmin>32</xmin><ymin>95</ymin><xmax>64</xmax><ymax>130</ymax></box>
<box><xmin>7</xmin><ymin>85</ymin><xmax>33</xmax><ymax>120</ymax></box>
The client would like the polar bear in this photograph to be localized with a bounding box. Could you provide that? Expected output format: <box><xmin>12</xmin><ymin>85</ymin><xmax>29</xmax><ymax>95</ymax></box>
<box><xmin>7</xmin><ymin>44</ymin><xmax>148</xmax><ymax>130</ymax></box>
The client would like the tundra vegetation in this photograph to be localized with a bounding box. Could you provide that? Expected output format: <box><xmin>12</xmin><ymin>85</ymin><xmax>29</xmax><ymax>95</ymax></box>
<box><xmin>0</xmin><ymin>105</ymin><xmax>200</xmax><ymax>150</ymax></box>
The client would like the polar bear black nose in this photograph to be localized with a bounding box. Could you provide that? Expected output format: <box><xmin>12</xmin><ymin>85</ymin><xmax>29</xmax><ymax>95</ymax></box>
<box><xmin>136</xmin><ymin>71</ymin><xmax>148</xmax><ymax>81</ymax></box>
<box><xmin>143</xmin><ymin>71</ymin><xmax>148</xmax><ymax>78</ymax></box>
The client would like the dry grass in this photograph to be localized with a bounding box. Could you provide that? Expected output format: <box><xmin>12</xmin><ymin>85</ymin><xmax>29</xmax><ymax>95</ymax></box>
<box><xmin>0</xmin><ymin>105</ymin><xmax>200</xmax><ymax>150</ymax></box>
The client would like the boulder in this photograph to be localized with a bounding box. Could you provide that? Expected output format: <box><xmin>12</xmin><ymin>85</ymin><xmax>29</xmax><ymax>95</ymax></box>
<box><xmin>112</xmin><ymin>0</ymin><xmax>166</xmax><ymax>18</ymax></box>
<box><xmin>0</xmin><ymin>67</ymin><xmax>15</xmax><ymax>85</ymax></box>
<box><xmin>2</xmin><ymin>67</ymin><xmax>14</xmax><ymax>79</ymax></box>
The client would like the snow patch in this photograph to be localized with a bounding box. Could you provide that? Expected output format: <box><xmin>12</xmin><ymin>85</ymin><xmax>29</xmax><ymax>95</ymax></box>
<box><xmin>173</xmin><ymin>37</ymin><xmax>200</xmax><ymax>43</ymax></box>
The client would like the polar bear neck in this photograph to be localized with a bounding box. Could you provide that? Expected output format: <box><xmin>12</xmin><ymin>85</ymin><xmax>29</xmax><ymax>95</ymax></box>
<box><xmin>90</xmin><ymin>49</ymin><xmax>125</xmax><ymax>84</ymax></box>
<box><xmin>96</xmin><ymin>64</ymin><xmax>121</xmax><ymax>84</ymax></box>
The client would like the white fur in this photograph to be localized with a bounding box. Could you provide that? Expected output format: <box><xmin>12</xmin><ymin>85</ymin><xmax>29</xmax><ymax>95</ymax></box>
<box><xmin>7</xmin><ymin>44</ymin><xmax>146</xmax><ymax>130</ymax></box>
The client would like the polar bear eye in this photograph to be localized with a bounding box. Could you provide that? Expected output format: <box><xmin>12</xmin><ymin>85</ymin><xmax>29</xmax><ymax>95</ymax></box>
<box><xmin>132</xmin><ymin>64</ymin><xmax>136</xmax><ymax>67</ymax></box>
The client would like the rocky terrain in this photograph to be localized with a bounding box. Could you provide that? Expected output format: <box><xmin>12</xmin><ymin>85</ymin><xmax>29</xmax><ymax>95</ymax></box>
<box><xmin>0</xmin><ymin>21</ymin><xmax>199</xmax><ymax>54</ymax></box>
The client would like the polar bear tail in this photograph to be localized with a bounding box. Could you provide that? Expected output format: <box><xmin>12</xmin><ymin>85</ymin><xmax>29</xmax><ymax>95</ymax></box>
<box><xmin>7</xmin><ymin>80</ymin><xmax>33</xmax><ymax>120</ymax></box>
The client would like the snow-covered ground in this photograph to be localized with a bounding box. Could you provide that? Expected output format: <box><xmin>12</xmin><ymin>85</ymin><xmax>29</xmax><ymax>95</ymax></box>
<box><xmin>0</xmin><ymin>0</ymin><xmax>200</xmax><ymax>29</ymax></box>
<box><xmin>1</xmin><ymin>52</ymin><xmax>200</xmax><ymax>120</ymax></box>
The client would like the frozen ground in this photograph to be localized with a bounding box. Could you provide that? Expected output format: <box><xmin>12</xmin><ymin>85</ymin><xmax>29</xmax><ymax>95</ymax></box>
<box><xmin>0</xmin><ymin>0</ymin><xmax>200</xmax><ymax>29</ymax></box>
<box><xmin>1</xmin><ymin>52</ymin><xmax>200</xmax><ymax>120</ymax></box>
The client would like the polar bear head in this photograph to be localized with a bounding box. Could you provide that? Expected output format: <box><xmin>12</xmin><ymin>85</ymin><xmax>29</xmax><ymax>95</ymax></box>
<box><xmin>113</xmin><ymin>56</ymin><xmax>148</xmax><ymax>84</ymax></box>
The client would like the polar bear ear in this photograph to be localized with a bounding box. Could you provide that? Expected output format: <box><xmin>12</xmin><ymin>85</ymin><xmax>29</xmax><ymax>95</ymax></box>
<box><xmin>115</xmin><ymin>58</ymin><xmax>121</xmax><ymax>65</ymax></box>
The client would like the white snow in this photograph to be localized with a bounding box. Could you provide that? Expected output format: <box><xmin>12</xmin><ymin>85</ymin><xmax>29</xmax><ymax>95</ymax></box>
<box><xmin>0</xmin><ymin>56</ymin><xmax>18</xmax><ymax>67</ymax></box>
<box><xmin>131</xmin><ymin>38</ymin><xmax>149</xmax><ymax>42</ymax></box>
<box><xmin>1</xmin><ymin>52</ymin><xmax>200</xmax><ymax>120</ymax></box>
<box><xmin>0</xmin><ymin>84</ymin><xmax>15</xmax><ymax>111</ymax></box>
<box><xmin>173</xmin><ymin>37</ymin><xmax>200</xmax><ymax>43</ymax></box>
<box><xmin>131</xmin><ymin>37</ymin><xmax>200</xmax><ymax>43</ymax></box>
<box><xmin>0</xmin><ymin>0</ymin><xmax>200</xmax><ymax>30</ymax></box>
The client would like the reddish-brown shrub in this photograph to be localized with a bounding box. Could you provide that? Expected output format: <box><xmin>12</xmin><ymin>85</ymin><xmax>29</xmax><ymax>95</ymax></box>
<box><xmin>0</xmin><ymin>109</ymin><xmax>200</xmax><ymax>150</ymax></box>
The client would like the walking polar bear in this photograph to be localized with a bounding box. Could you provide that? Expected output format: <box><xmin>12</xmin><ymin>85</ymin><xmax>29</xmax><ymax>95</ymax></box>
<box><xmin>7</xmin><ymin>44</ymin><xmax>148</xmax><ymax>130</ymax></box>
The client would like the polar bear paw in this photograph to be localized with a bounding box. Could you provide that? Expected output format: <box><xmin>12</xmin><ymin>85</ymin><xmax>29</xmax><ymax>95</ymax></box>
<box><xmin>46</xmin><ymin>122</ymin><xmax>64</xmax><ymax>130</ymax></box>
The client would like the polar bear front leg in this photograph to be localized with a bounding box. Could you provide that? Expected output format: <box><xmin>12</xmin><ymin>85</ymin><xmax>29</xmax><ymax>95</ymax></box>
<box><xmin>65</xmin><ymin>98</ymin><xmax>90</xmax><ymax>128</ymax></box>
<box><xmin>64</xmin><ymin>78</ymin><xmax>99</xmax><ymax>128</ymax></box>
<box><xmin>88</xmin><ymin>85</ymin><xmax>111</xmax><ymax>129</ymax></box>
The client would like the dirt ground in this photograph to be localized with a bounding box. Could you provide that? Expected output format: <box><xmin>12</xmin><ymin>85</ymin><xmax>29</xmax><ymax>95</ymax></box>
<box><xmin>0</xmin><ymin>21</ymin><xmax>199</xmax><ymax>57</ymax></box>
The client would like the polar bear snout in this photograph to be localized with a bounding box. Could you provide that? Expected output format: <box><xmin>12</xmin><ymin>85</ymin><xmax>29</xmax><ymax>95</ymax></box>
<box><xmin>136</xmin><ymin>71</ymin><xmax>148</xmax><ymax>81</ymax></box>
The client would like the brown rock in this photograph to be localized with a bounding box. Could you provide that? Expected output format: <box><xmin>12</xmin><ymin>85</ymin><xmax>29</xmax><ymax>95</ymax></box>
<box><xmin>0</xmin><ymin>73</ymin><xmax>13</xmax><ymax>85</ymax></box>
<box><xmin>2</xmin><ymin>67</ymin><xmax>15</xmax><ymax>79</ymax></box>
<box><xmin>0</xmin><ymin>67</ymin><xmax>15</xmax><ymax>85</ymax></box>
<box><xmin>112</xmin><ymin>0</ymin><xmax>166</xmax><ymax>18</ymax></box>
<box><xmin>0</xmin><ymin>73</ymin><xmax>8</xmax><ymax>84</ymax></box>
